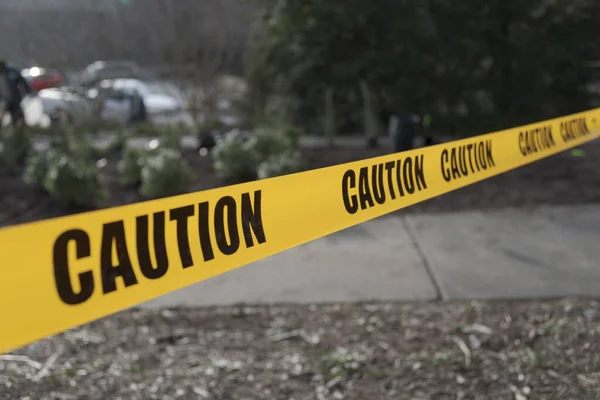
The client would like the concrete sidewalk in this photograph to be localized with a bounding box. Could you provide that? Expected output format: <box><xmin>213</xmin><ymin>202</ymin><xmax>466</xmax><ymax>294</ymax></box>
<box><xmin>143</xmin><ymin>217</ymin><xmax>438</xmax><ymax>307</ymax></box>
<box><xmin>408</xmin><ymin>204</ymin><xmax>600</xmax><ymax>300</ymax></box>
<box><xmin>143</xmin><ymin>204</ymin><xmax>600</xmax><ymax>308</ymax></box>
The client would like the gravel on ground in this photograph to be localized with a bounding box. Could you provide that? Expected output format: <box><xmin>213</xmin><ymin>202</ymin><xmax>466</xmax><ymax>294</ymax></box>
<box><xmin>2</xmin><ymin>299</ymin><xmax>599</xmax><ymax>400</ymax></box>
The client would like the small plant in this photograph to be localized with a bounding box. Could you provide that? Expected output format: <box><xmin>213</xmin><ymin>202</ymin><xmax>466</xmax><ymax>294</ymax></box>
<box><xmin>199</xmin><ymin>119</ymin><xmax>227</xmax><ymax>135</ymax></box>
<box><xmin>44</xmin><ymin>154</ymin><xmax>108</xmax><ymax>209</ymax></box>
<box><xmin>23</xmin><ymin>148</ymin><xmax>61</xmax><ymax>188</ymax></box>
<box><xmin>118</xmin><ymin>146</ymin><xmax>150</xmax><ymax>186</ymax></box>
<box><xmin>105</xmin><ymin>128</ymin><xmax>129</xmax><ymax>155</ymax></box>
<box><xmin>48</xmin><ymin>123</ymin><xmax>96</xmax><ymax>159</ymax></box>
<box><xmin>257</xmin><ymin>150</ymin><xmax>304</xmax><ymax>179</ymax></box>
<box><xmin>250</xmin><ymin>124</ymin><xmax>300</xmax><ymax>161</ymax></box>
<box><xmin>212</xmin><ymin>129</ymin><xmax>259</xmax><ymax>184</ymax></box>
<box><xmin>160</xmin><ymin>125</ymin><xmax>184</xmax><ymax>151</ymax></box>
<box><xmin>0</xmin><ymin>124</ymin><xmax>33</xmax><ymax>170</ymax></box>
<box><xmin>140</xmin><ymin>148</ymin><xmax>194</xmax><ymax>199</ymax></box>
<box><xmin>321</xmin><ymin>347</ymin><xmax>366</xmax><ymax>380</ymax></box>
<box><xmin>212</xmin><ymin>123</ymin><xmax>304</xmax><ymax>183</ymax></box>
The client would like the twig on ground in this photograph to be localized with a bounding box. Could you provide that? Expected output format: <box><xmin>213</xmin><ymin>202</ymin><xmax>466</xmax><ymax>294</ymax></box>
<box><xmin>452</xmin><ymin>336</ymin><xmax>472</xmax><ymax>368</ymax></box>
<box><xmin>0</xmin><ymin>355</ymin><xmax>42</xmax><ymax>370</ymax></box>
<box><xmin>269</xmin><ymin>329</ymin><xmax>318</xmax><ymax>346</ymax></box>
<box><xmin>547</xmin><ymin>369</ymin><xmax>573</xmax><ymax>386</ymax></box>
<box><xmin>461</xmin><ymin>323</ymin><xmax>494</xmax><ymax>335</ymax></box>
<box><xmin>32</xmin><ymin>349</ymin><xmax>64</xmax><ymax>382</ymax></box>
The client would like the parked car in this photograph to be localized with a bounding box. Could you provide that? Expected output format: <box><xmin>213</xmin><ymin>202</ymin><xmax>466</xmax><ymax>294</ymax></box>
<box><xmin>92</xmin><ymin>78</ymin><xmax>195</xmax><ymax>128</ymax></box>
<box><xmin>75</xmin><ymin>61</ymin><xmax>142</xmax><ymax>87</ymax></box>
<box><xmin>21</xmin><ymin>67</ymin><xmax>64</xmax><ymax>92</ymax></box>
<box><xmin>36</xmin><ymin>87</ymin><xmax>95</xmax><ymax>124</ymax></box>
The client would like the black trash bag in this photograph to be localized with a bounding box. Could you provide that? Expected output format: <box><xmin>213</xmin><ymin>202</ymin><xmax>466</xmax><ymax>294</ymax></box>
<box><xmin>390</xmin><ymin>112</ymin><xmax>421</xmax><ymax>152</ymax></box>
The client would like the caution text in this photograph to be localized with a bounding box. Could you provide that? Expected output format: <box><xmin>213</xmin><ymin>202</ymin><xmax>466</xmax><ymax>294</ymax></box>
<box><xmin>560</xmin><ymin>117</ymin><xmax>590</xmax><ymax>143</ymax></box>
<box><xmin>52</xmin><ymin>191</ymin><xmax>267</xmax><ymax>305</ymax></box>
<box><xmin>519</xmin><ymin>125</ymin><xmax>555</xmax><ymax>156</ymax></box>
<box><xmin>441</xmin><ymin>140</ymin><xmax>495</xmax><ymax>182</ymax></box>
<box><xmin>342</xmin><ymin>155</ymin><xmax>427</xmax><ymax>214</ymax></box>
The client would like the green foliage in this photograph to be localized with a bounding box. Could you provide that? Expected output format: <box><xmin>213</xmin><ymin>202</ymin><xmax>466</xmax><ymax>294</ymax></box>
<box><xmin>160</xmin><ymin>125</ymin><xmax>184</xmax><ymax>151</ymax></box>
<box><xmin>118</xmin><ymin>134</ymin><xmax>184</xmax><ymax>186</ymax></box>
<box><xmin>48</xmin><ymin>129</ymin><xmax>72</xmax><ymax>153</ymax></box>
<box><xmin>23</xmin><ymin>148</ymin><xmax>61</xmax><ymax>188</ymax></box>
<box><xmin>247</xmin><ymin>0</ymin><xmax>598</xmax><ymax>136</ymax></box>
<box><xmin>118</xmin><ymin>146</ymin><xmax>150</xmax><ymax>186</ymax></box>
<box><xmin>0</xmin><ymin>126</ymin><xmax>33</xmax><ymax>170</ymax></box>
<box><xmin>212</xmin><ymin>129</ymin><xmax>260</xmax><ymax>184</ymax></box>
<box><xmin>212</xmin><ymin>124</ymin><xmax>303</xmax><ymax>184</ymax></box>
<box><xmin>43</xmin><ymin>154</ymin><xmax>108</xmax><ymax>209</ymax></box>
<box><xmin>257</xmin><ymin>150</ymin><xmax>304</xmax><ymax>179</ymax></box>
<box><xmin>47</xmin><ymin>124</ymin><xmax>100</xmax><ymax>160</ymax></box>
<box><xmin>199</xmin><ymin>119</ymin><xmax>228</xmax><ymax>135</ymax></box>
<box><xmin>105</xmin><ymin>129</ymin><xmax>129</xmax><ymax>155</ymax></box>
<box><xmin>250</xmin><ymin>124</ymin><xmax>300</xmax><ymax>161</ymax></box>
<box><xmin>140</xmin><ymin>148</ymin><xmax>194</xmax><ymax>199</ymax></box>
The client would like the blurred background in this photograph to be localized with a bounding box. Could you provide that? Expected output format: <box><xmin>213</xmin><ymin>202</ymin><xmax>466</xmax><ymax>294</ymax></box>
<box><xmin>1</xmin><ymin>1</ymin><xmax>600</xmax><ymax>399</ymax></box>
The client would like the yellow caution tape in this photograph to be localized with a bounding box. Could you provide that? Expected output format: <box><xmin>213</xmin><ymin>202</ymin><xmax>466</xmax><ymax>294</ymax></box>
<box><xmin>1</xmin><ymin>108</ymin><xmax>599</xmax><ymax>353</ymax></box>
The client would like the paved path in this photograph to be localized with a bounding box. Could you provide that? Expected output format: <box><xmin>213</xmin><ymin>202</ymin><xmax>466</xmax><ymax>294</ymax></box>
<box><xmin>408</xmin><ymin>204</ymin><xmax>600</xmax><ymax>300</ymax></box>
<box><xmin>143</xmin><ymin>216</ymin><xmax>438</xmax><ymax>307</ymax></box>
<box><xmin>141</xmin><ymin>204</ymin><xmax>600</xmax><ymax>308</ymax></box>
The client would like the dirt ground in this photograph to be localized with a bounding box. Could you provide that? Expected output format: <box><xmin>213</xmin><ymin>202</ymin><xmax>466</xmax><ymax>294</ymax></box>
<box><xmin>2</xmin><ymin>299</ymin><xmax>599</xmax><ymax>400</ymax></box>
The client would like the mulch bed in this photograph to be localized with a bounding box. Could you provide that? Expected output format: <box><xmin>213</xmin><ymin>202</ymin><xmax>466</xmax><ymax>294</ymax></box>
<box><xmin>1</xmin><ymin>140</ymin><xmax>599</xmax><ymax>228</ymax></box>
<box><xmin>2</xmin><ymin>299</ymin><xmax>599</xmax><ymax>399</ymax></box>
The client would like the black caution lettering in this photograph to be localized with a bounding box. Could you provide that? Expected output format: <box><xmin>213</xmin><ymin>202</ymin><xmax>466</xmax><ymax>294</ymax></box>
<box><xmin>561</xmin><ymin>117</ymin><xmax>591</xmax><ymax>143</ymax></box>
<box><xmin>385</xmin><ymin>161</ymin><xmax>396</xmax><ymax>200</ymax></box>
<box><xmin>136</xmin><ymin>212</ymin><xmax>168</xmax><ymax>280</ymax></box>
<box><xmin>394</xmin><ymin>160</ymin><xmax>405</xmax><ymax>197</ymax></box>
<box><xmin>441</xmin><ymin>149</ymin><xmax>450</xmax><ymax>182</ymax></box>
<box><xmin>372</xmin><ymin>164</ymin><xmax>386</xmax><ymax>204</ymax></box>
<box><xmin>169</xmin><ymin>205</ymin><xmax>195</xmax><ymax>268</ymax></box>
<box><xmin>518</xmin><ymin>125</ymin><xmax>555</xmax><ymax>157</ymax></box>
<box><xmin>358</xmin><ymin>167</ymin><xmax>375</xmax><ymax>209</ymax></box>
<box><xmin>100</xmin><ymin>221</ymin><xmax>138</xmax><ymax>294</ymax></box>
<box><xmin>341</xmin><ymin>154</ymin><xmax>427</xmax><ymax>214</ymax></box>
<box><xmin>198</xmin><ymin>201</ymin><xmax>215</xmax><ymax>261</ymax></box>
<box><xmin>403</xmin><ymin>157</ymin><xmax>415</xmax><ymax>194</ymax></box>
<box><xmin>241</xmin><ymin>191</ymin><xmax>267</xmax><ymax>248</ymax></box>
<box><xmin>440</xmin><ymin>140</ymin><xmax>495</xmax><ymax>182</ymax></box>
<box><xmin>52</xmin><ymin>191</ymin><xmax>268</xmax><ymax>305</ymax></box>
<box><xmin>53</xmin><ymin>229</ymin><xmax>94</xmax><ymax>305</ymax></box>
<box><xmin>214</xmin><ymin>196</ymin><xmax>240</xmax><ymax>255</ymax></box>
<box><xmin>342</xmin><ymin>170</ymin><xmax>359</xmax><ymax>214</ymax></box>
